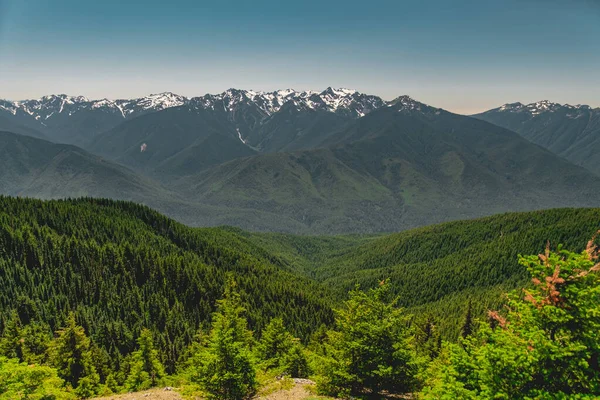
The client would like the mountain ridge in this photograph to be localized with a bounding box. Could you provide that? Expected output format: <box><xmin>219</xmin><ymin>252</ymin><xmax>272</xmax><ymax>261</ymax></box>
<box><xmin>0</xmin><ymin>88</ymin><xmax>393</xmax><ymax>147</ymax></box>
<box><xmin>475</xmin><ymin>101</ymin><xmax>600</xmax><ymax>176</ymax></box>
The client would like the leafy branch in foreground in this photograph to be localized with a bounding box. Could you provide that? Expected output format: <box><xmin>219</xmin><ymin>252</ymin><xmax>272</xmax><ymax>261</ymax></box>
<box><xmin>423</xmin><ymin>233</ymin><xmax>600</xmax><ymax>399</ymax></box>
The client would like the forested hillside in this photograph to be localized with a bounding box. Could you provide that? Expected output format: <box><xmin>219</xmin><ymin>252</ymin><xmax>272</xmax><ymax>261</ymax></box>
<box><xmin>247</xmin><ymin>208</ymin><xmax>600</xmax><ymax>336</ymax></box>
<box><xmin>1</xmin><ymin>198</ymin><xmax>599</xmax><ymax>398</ymax></box>
<box><xmin>0</xmin><ymin>197</ymin><xmax>334</xmax><ymax>373</ymax></box>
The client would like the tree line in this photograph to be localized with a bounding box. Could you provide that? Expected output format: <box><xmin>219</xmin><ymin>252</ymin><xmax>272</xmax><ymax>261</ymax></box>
<box><xmin>2</xmin><ymin>237</ymin><xmax>599</xmax><ymax>398</ymax></box>
<box><xmin>0</xmin><ymin>197</ymin><xmax>599</xmax><ymax>398</ymax></box>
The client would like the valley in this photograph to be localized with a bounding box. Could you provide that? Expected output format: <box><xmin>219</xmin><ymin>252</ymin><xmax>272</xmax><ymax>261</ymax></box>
<box><xmin>2</xmin><ymin>1</ymin><xmax>598</xmax><ymax>397</ymax></box>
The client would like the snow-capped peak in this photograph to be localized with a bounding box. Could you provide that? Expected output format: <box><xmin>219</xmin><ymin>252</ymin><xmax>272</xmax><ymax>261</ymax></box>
<box><xmin>388</xmin><ymin>95</ymin><xmax>428</xmax><ymax>112</ymax></box>
<box><xmin>186</xmin><ymin>88</ymin><xmax>382</xmax><ymax>117</ymax></box>
<box><xmin>34</xmin><ymin>94</ymin><xmax>89</xmax><ymax>104</ymax></box>
<box><xmin>496</xmin><ymin>100</ymin><xmax>594</xmax><ymax>114</ymax></box>
<box><xmin>0</xmin><ymin>88</ymin><xmax>393</xmax><ymax>123</ymax></box>
<box><xmin>0</xmin><ymin>100</ymin><xmax>19</xmax><ymax>115</ymax></box>
<box><xmin>498</xmin><ymin>102</ymin><xmax>525</xmax><ymax>112</ymax></box>
<box><xmin>133</xmin><ymin>92</ymin><xmax>188</xmax><ymax>110</ymax></box>
<box><xmin>321</xmin><ymin>87</ymin><xmax>357</xmax><ymax>97</ymax></box>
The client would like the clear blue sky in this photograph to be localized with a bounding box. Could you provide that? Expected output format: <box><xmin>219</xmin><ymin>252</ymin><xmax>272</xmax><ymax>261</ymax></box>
<box><xmin>0</xmin><ymin>0</ymin><xmax>598</xmax><ymax>114</ymax></box>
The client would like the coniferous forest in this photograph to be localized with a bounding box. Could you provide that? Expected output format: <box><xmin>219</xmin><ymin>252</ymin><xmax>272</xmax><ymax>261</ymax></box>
<box><xmin>0</xmin><ymin>197</ymin><xmax>599</xmax><ymax>398</ymax></box>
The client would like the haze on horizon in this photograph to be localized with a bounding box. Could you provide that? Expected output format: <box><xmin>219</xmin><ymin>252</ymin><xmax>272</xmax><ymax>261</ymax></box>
<box><xmin>0</xmin><ymin>0</ymin><xmax>598</xmax><ymax>115</ymax></box>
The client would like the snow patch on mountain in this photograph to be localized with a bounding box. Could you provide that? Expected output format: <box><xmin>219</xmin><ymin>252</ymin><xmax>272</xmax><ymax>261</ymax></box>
<box><xmin>236</xmin><ymin>128</ymin><xmax>247</xmax><ymax>144</ymax></box>
<box><xmin>494</xmin><ymin>100</ymin><xmax>595</xmax><ymax>118</ymax></box>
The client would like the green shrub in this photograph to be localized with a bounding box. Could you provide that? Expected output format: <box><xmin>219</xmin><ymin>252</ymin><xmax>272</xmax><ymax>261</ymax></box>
<box><xmin>423</xmin><ymin>238</ymin><xmax>600</xmax><ymax>399</ymax></box>
<box><xmin>0</xmin><ymin>356</ymin><xmax>74</xmax><ymax>399</ymax></box>
<box><xmin>318</xmin><ymin>282</ymin><xmax>420</xmax><ymax>397</ymax></box>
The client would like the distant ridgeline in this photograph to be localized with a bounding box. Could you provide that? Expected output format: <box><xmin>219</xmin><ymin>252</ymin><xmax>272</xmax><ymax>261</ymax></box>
<box><xmin>1</xmin><ymin>196</ymin><xmax>600</xmax><ymax>372</ymax></box>
<box><xmin>3</xmin><ymin>90</ymin><xmax>600</xmax><ymax>235</ymax></box>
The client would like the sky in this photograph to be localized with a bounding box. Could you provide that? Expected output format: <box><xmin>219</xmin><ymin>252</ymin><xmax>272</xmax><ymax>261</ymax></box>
<box><xmin>0</xmin><ymin>0</ymin><xmax>598</xmax><ymax>114</ymax></box>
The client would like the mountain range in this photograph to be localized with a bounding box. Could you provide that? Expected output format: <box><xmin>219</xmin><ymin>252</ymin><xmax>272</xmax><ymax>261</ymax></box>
<box><xmin>0</xmin><ymin>88</ymin><xmax>383</xmax><ymax>148</ymax></box>
<box><xmin>474</xmin><ymin>100</ymin><xmax>600</xmax><ymax>176</ymax></box>
<box><xmin>1</xmin><ymin>89</ymin><xmax>599</xmax><ymax>233</ymax></box>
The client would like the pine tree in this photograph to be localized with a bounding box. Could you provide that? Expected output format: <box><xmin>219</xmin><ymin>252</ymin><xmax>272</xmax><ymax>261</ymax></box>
<box><xmin>0</xmin><ymin>311</ymin><xmax>23</xmax><ymax>361</ymax></box>
<box><xmin>256</xmin><ymin>318</ymin><xmax>293</xmax><ymax>370</ymax></box>
<box><xmin>460</xmin><ymin>300</ymin><xmax>474</xmax><ymax>339</ymax></box>
<box><xmin>319</xmin><ymin>282</ymin><xmax>419</xmax><ymax>397</ymax></box>
<box><xmin>48</xmin><ymin>312</ymin><xmax>100</xmax><ymax>395</ymax></box>
<box><xmin>125</xmin><ymin>329</ymin><xmax>165</xmax><ymax>391</ymax></box>
<box><xmin>283</xmin><ymin>341</ymin><xmax>310</xmax><ymax>378</ymax></box>
<box><xmin>196</xmin><ymin>277</ymin><xmax>257</xmax><ymax>400</ymax></box>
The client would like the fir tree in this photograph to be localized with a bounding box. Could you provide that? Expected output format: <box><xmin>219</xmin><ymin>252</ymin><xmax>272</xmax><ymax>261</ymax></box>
<box><xmin>461</xmin><ymin>300</ymin><xmax>474</xmax><ymax>339</ymax></box>
<box><xmin>256</xmin><ymin>318</ymin><xmax>293</xmax><ymax>370</ymax></box>
<box><xmin>0</xmin><ymin>311</ymin><xmax>23</xmax><ymax>361</ymax></box>
<box><xmin>424</xmin><ymin>238</ymin><xmax>600</xmax><ymax>398</ymax></box>
<box><xmin>196</xmin><ymin>277</ymin><xmax>257</xmax><ymax>400</ymax></box>
<box><xmin>415</xmin><ymin>316</ymin><xmax>441</xmax><ymax>360</ymax></box>
<box><xmin>283</xmin><ymin>341</ymin><xmax>310</xmax><ymax>378</ymax></box>
<box><xmin>319</xmin><ymin>282</ymin><xmax>419</xmax><ymax>397</ymax></box>
<box><xmin>125</xmin><ymin>329</ymin><xmax>165</xmax><ymax>391</ymax></box>
<box><xmin>0</xmin><ymin>356</ymin><xmax>74</xmax><ymax>399</ymax></box>
<box><xmin>48</xmin><ymin>312</ymin><xmax>100</xmax><ymax>395</ymax></box>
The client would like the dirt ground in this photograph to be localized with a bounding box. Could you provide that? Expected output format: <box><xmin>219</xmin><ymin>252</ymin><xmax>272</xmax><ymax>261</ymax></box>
<box><xmin>97</xmin><ymin>380</ymin><xmax>320</xmax><ymax>400</ymax></box>
<box><xmin>256</xmin><ymin>379</ymin><xmax>318</xmax><ymax>400</ymax></box>
<box><xmin>96</xmin><ymin>388</ymin><xmax>183</xmax><ymax>400</ymax></box>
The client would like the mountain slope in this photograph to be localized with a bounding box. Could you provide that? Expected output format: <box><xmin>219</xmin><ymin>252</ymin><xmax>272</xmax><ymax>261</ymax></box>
<box><xmin>0</xmin><ymin>130</ymin><xmax>171</xmax><ymax>201</ymax></box>
<box><xmin>88</xmin><ymin>106</ymin><xmax>242</xmax><ymax>174</ymax></box>
<box><xmin>169</xmin><ymin>100</ymin><xmax>600</xmax><ymax>233</ymax></box>
<box><xmin>245</xmin><ymin>208</ymin><xmax>600</xmax><ymax>337</ymax></box>
<box><xmin>474</xmin><ymin>101</ymin><xmax>600</xmax><ymax>175</ymax></box>
<box><xmin>86</xmin><ymin>88</ymin><xmax>382</xmax><ymax>175</ymax></box>
<box><xmin>0</xmin><ymin>130</ymin><xmax>350</xmax><ymax>232</ymax></box>
<box><xmin>0</xmin><ymin>130</ymin><xmax>253</xmax><ymax>228</ymax></box>
<box><xmin>172</xmin><ymin>148</ymin><xmax>403</xmax><ymax>233</ymax></box>
<box><xmin>0</xmin><ymin>197</ymin><xmax>335</xmax><ymax>371</ymax></box>
<box><xmin>245</xmin><ymin>101</ymin><xmax>351</xmax><ymax>152</ymax></box>
<box><xmin>1</xmin><ymin>195</ymin><xmax>599</xmax><ymax>368</ymax></box>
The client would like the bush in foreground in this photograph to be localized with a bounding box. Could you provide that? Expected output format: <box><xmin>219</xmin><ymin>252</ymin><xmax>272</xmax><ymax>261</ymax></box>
<box><xmin>423</xmin><ymin>236</ymin><xmax>600</xmax><ymax>399</ymax></box>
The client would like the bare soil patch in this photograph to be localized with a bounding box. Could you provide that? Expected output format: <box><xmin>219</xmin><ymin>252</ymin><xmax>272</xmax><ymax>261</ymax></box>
<box><xmin>96</xmin><ymin>388</ymin><xmax>183</xmax><ymax>400</ymax></box>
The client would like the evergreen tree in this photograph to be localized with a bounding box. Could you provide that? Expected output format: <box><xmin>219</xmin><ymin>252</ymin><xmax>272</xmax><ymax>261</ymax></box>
<box><xmin>125</xmin><ymin>329</ymin><xmax>165</xmax><ymax>391</ymax></box>
<box><xmin>319</xmin><ymin>282</ymin><xmax>420</xmax><ymax>397</ymax></box>
<box><xmin>282</xmin><ymin>342</ymin><xmax>310</xmax><ymax>378</ymax></box>
<box><xmin>195</xmin><ymin>277</ymin><xmax>257</xmax><ymax>400</ymax></box>
<box><xmin>423</xmin><ymin>239</ymin><xmax>600</xmax><ymax>398</ymax></box>
<box><xmin>256</xmin><ymin>318</ymin><xmax>293</xmax><ymax>370</ymax></box>
<box><xmin>20</xmin><ymin>320</ymin><xmax>52</xmax><ymax>365</ymax></box>
<box><xmin>0</xmin><ymin>311</ymin><xmax>23</xmax><ymax>361</ymax></box>
<box><xmin>460</xmin><ymin>300</ymin><xmax>474</xmax><ymax>339</ymax></box>
<box><xmin>415</xmin><ymin>316</ymin><xmax>441</xmax><ymax>360</ymax></box>
<box><xmin>105</xmin><ymin>373</ymin><xmax>120</xmax><ymax>394</ymax></box>
<box><xmin>48</xmin><ymin>312</ymin><xmax>100</xmax><ymax>395</ymax></box>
